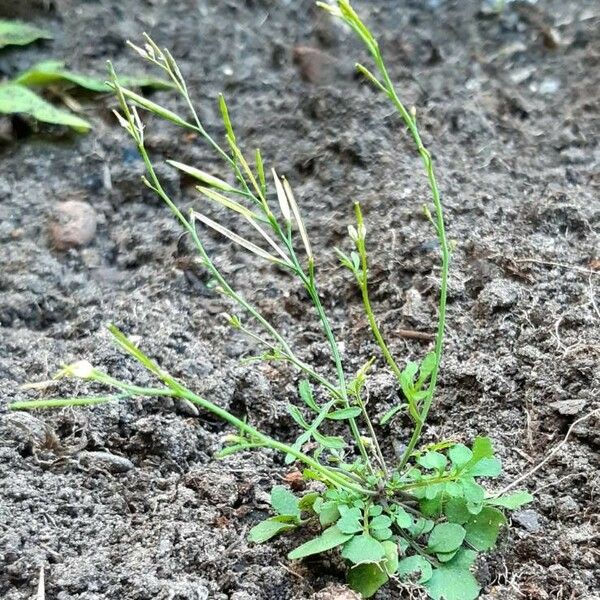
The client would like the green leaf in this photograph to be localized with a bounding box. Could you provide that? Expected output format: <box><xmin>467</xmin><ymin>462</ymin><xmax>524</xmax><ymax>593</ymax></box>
<box><xmin>0</xmin><ymin>83</ymin><xmax>91</xmax><ymax>132</ymax></box>
<box><xmin>470</xmin><ymin>457</ymin><xmax>502</xmax><ymax>477</ymax></box>
<box><xmin>393</xmin><ymin>506</ymin><xmax>413</xmax><ymax>529</ymax></box>
<box><xmin>465</xmin><ymin>506</ymin><xmax>506</xmax><ymax>551</ymax></box>
<box><xmin>448</xmin><ymin>444</ymin><xmax>473</xmax><ymax>467</ymax></box>
<box><xmin>487</xmin><ymin>491</ymin><xmax>534</xmax><ymax>510</ymax></box>
<box><xmin>342</xmin><ymin>534</ymin><xmax>386</xmax><ymax>565</ymax></box>
<box><xmin>471</xmin><ymin>437</ymin><xmax>494</xmax><ymax>461</ymax></box>
<box><xmin>370</xmin><ymin>515</ymin><xmax>392</xmax><ymax>531</ymax></box>
<box><xmin>461</xmin><ymin>479</ymin><xmax>485</xmax><ymax>504</ymax></box>
<box><xmin>248</xmin><ymin>517</ymin><xmax>296</xmax><ymax>543</ymax></box>
<box><xmin>270</xmin><ymin>486</ymin><xmax>300</xmax><ymax>518</ymax></box>
<box><xmin>15</xmin><ymin>60</ymin><xmax>173</xmax><ymax>92</ymax></box>
<box><xmin>299</xmin><ymin>380</ymin><xmax>319</xmax><ymax>412</ymax></box>
<box><xmin>327</xmin><ymin>407</ymin><xmax>362</xmax><ymax>420</ymax></box>
<box><xmin>0</xmin><ymin>20</ymin><xmax>52</xmax><ymax>48</ymax></box>
<box><xmin>381</xmin><ymin>540</ymin><xmax>399</xmax><ymax>574</ymax></box>
<box><xmin>427</xmin><ymin>523</ymin><xmax>466</xmax><ymax>554</ymax></box>
<box><xmin>298</xmin><ymin>492</ymin><xmax>320</xmax><ymax>512</ymax></box>
<box><xmin>417</xmin><ymin>351</ymin><xmax>437</xmax><ymax>386</ymax></box>
<box><xmin>347</xmin><ymin>564</ymin><xmax>388</xmax><ymax>598</ymax></box>
<box><xmin>397</xmin><ymin>555</ymin><xmax>433</xmax><ymax>584</ymax></box>
<box><xmin>288</xmin><ymin>525</ymin><xmax>352</xmax><ymax>560</ymax></box>
<box><xmin>315</xmin><ymin>500</ymin><xmax>340</xmax><ymax>526</ymax></box>
<box><xmin>418</xmin><ymin>451</ymin><xmax>448</xmax><ymax>471</ymax></box>
<box><xmin>445</xmin><ymin>498</ymin><xmax>471</xmax><ymax>524</ymax></box>
<box><xmin>337</xmin><ymin>507</ymin><xmax>363</xmax><ymax>535</ymax></box>
<box><xmin>312</xmin><ymin>430</ymin><xmax>346</xmax><ymax>449</ymax></box>
<box><xmin>287</xmin><ymin>404</ymin><xmax>309</xmax><ymax>429</ymax></box>
<box><xmin>424</xmin><ymin>550</ymin><xmax>480</xmax><ymax>600</ymax></box>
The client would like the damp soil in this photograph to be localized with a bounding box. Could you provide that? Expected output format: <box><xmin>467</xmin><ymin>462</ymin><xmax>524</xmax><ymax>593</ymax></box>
<box><xmin>1</xmin><ymin>1</ymin><xmax>599</xmax><ymax>599</ymax></box>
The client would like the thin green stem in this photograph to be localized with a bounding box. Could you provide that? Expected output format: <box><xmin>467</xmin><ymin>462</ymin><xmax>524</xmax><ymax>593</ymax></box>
<box><xmin>354</xmin><ymin>202</ymin><xmax>403</xmax><ymax>381</ymax></box>
<box><xmin>348</xmin><ymin>23</ymin><xmax>450</xmax><ymax>471</ymax></box>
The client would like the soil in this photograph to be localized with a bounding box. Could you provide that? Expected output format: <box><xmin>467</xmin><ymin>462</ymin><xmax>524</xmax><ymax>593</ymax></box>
<box><xmin>1</xmin><ymin>0</ymin><xmax>599</xmax><ymax>599</ymax></box>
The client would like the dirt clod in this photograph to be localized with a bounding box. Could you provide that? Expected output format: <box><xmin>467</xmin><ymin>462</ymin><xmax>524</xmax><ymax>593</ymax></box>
<box><xmin>49</xmin><ymin>199</ymin><xmax>97</xmax><ymax>250</ymax></box>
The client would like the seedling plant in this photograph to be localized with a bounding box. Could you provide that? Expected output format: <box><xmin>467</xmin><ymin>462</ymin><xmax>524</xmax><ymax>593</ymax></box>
<box><xmin>10</xmin><ymin>2</ymin><xmax>533</xmax><ymax>598</ymax></box>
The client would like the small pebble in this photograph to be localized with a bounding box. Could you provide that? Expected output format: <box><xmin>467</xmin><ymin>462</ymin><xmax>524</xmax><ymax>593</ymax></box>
<box><xmin>78</xmin><ymin>450</ymin><xmax>134</xmax><ymax>473</ymax></box>
<box><xmin>50</xmin><ymin>199</ymin><xmax>97</xmax><ymax>250</ymax></box>
<box><xmin>513</xmin><ymin>509</ymin><xmax>541</xmax><ymax>533</ymax></box>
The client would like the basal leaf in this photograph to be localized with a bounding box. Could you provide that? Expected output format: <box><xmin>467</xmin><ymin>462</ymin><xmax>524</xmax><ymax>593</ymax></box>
<box><xmin>337</xmin><ymin>507</ymin><xmax>363</xmax><ymax>535</ymax></box>
<box><xmin>248</xmin><ymin>517</ymin><xmax>296</xmax><ymax>543</ymax></box>
<box><xmin>347</xmin><ymin>563</ymin><xmax>388</xmax><ymax>598</ymax></box>
<box><xmin>444</xmin><ymin>497</ymin><xmax>471</xmax><ymax>524</ymax></box>
<box><xmin>487</xmin><ymin>491</ymin><xmax>534</xmax><ymax>510</ymax></box>
<box><xmin>270</xmin><ymin>485</ymin><xmax>300</xmax><ymax>518</ymax></box>
<box><xmin>14</xmin><ymin>60</ymin><xmax>174</xmax><ymax>92</ymax></box>
<box><xmin>0</xmin><ymin>20</ymin><xmax>52</xmax><ymax>48</ymax></box>
<box><xmin>427</xmin><ymin>522</ymin><xmax>466</xmax><ymax>554</ymax></box>
<box><xmin>465</xmin><ymin>506</ymin><xmax>506</xmax><ymax>551</ymax></box>
<box><xmin>381</xmin><ymin>540</ymin><xmax>399</xmax><ymax>574</ymax></box>
<box><xmin>288</xmin><ymin>525</ymin><xmax>352</xmax><ymax>560</ymax></box>
<box><xmin>461</xmin><ymin>478</ymin><xmax>485</xmax><ymax>504</ymax></box>
<box><xmin>393</xmin><ymin>506</ymin><xmax>413</xmax><ymax>529</ymax></box>
<box><xmin>316</xmin><ymin>500</ymin><xmax>340</xmax><ymax>526</ymax></box>
<box><xmin>0</xmin><ymin>83</ymin><xmax>91</xmax><ymax>132</ymax></box>
<box><xmin>397</xmin><ymin>555</ymin><xmax>433</xmax><ymax>584</ymax></box>
<box><xmin>342</xmin><ymin>534</ymin><xmax>386</xmax><ymax>565</ymax></box>
<box><xmin>424</xmin><ymin>550</ymin><xmax>480</xmax><ymax>600</ymax></box>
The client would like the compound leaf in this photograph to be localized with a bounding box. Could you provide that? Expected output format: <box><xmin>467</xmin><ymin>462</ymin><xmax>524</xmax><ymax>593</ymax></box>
<box><xmin>288</xmin><ymin>525</ymin><xmax>351</xmax><ymax>560</ymax></box>
<box><xmin>0</xmin><ymin>83</ymin><xmax>90</xmax><ymax>132</ymax></box>
<box><xmin>0</xmin><ymin>20</ymin><xmax>51</xmax><ymax>48</ymax></box>
<box><xmin>465</xmin><ymin>506</ymin><xmax>506</xmax><ymax>551</ymax></box>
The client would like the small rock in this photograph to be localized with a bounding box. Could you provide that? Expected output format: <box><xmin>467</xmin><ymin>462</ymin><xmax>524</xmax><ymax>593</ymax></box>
<box><xmin>555</xmin><ymin>495</ymin><xmax>579</xmax><ymax>517</ymax></box>
<box><xmin>550</xmin><ymin>399</ymin><xmax>587</xmax><ymax>416</ymax></box>
<box><xmin>513</xmin><ymin>509</ymin><xmax>541</xmax><ymax>533</ymax></box>
<box><xmin>538</xmin><ymin>77</ymin><xmax>560</xmax><ymax>95</ymax></box>
<box><xmin>3</xmin><ymin>412</ymin><xmax>55</xmax><ymax>448</ymax></box>
<box><xmin>476</xmin><ymin>279</ymin><xmax>520</xmax><ymax>313</ymax></box>
<box><xmin>313</xmin><ymin>584</ymin><xmax>362</xmax><ymax>600</ymax></box>
<box><xmin>293</xmin><ymin>46</ymin><xmax>349</xmax><ymax>84</ymax></box>
<box><xmin>50</xmin><ymin>200</ymin><xmax>97</xmax><ymax>250</ymax></box>
<box><xmin>78</xmin><ymin>450</ymin><xmax>134</xmax><ymax>473</ymax></box>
